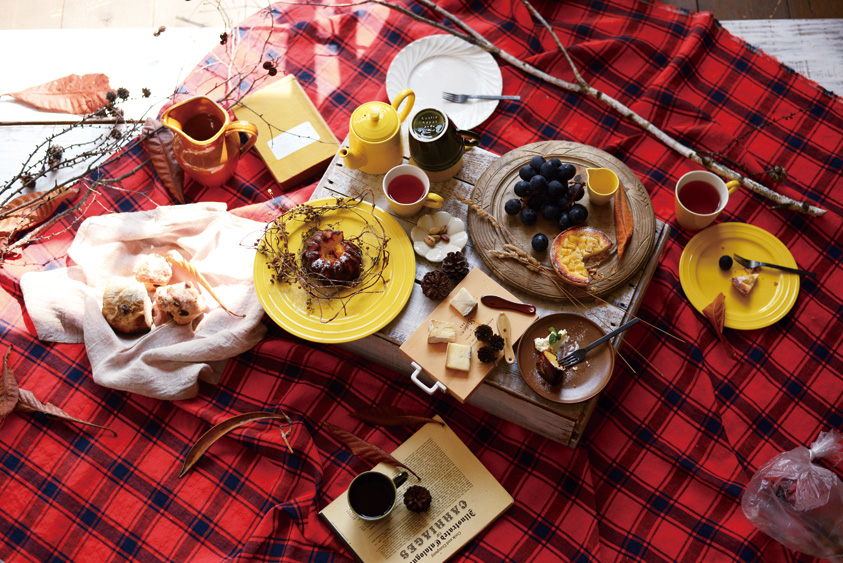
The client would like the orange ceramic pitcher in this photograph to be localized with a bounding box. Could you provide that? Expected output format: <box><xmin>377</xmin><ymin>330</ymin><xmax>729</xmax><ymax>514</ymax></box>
<box><xmin>161</xmin><ymin>96</ymin><xmax>258</xmax><ymax>187</ymax></box>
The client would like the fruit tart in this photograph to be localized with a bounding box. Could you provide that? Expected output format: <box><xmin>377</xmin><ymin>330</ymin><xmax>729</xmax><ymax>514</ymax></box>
<box><xmin>550</xmin><ymin>226</ymin><xmax>614</xmax><ymax>287</ymax></box>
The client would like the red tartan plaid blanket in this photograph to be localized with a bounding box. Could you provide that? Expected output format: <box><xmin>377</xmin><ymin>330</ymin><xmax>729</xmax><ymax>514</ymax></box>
<box><xmin>1</xmin><ymin>1</ymin><xmax>842</xmax><ymax>562</ymax></box>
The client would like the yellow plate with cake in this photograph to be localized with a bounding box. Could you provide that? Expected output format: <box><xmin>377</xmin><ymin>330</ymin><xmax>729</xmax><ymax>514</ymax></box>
<box><xmin>679</xmin><ymin>223</ymin><xmax>800</xmax><ymax>330</ymax></box>
<box><xmin>253</xmin><ymin>198</ymin><xmax>415</xmax><ymax>343</ymax></box>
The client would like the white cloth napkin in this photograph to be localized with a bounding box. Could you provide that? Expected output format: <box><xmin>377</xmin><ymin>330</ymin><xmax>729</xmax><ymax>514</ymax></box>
<box><xmin>21</xmin><ymin>203</ymin><xmax>268</xmax><ymax>400</ymax></box>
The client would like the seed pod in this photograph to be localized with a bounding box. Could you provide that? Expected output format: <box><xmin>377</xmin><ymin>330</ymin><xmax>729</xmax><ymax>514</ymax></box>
<box><xmin>429</xmin><ymin>225</ymin><xmax>448</xmax><ymax>235</ymax></box>
<box><xmin>440</xmin><ymin>234</ymin><xmax>450</xmax><ymax>243</ymax></box>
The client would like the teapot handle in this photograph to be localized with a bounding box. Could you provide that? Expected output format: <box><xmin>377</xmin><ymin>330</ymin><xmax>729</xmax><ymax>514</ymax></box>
<box><xmin>225</xmin><ymin>121</ymin><xmax>259</xmax><ymax>155</ymax></box>
<box><xmin>392</xmin><ymin>89</ymin><xmax>415</xmax><ymax>123</ymax></box>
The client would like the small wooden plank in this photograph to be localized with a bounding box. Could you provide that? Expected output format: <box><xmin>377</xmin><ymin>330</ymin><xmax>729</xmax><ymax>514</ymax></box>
<box><xmin>0</xmin><ymin>0</ymin><xmax>63</xmax><ymax>29</ymax></box>
<box><xmin>60</xmin><ymin>1</ymin><xmax>154</xmax><ymax>28</ymax></box>
<box><xmin>398</xmin><ymin>268</ymin><xmax>537</xmax><ymax>403</ymax></box>
<box><xmin>697</xmin><ymin>0</ymin><xmax>790</xmax><ymax>19</ymax></box>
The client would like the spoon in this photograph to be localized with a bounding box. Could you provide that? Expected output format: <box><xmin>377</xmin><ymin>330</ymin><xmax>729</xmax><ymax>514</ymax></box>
<box><xmin>496</xmin><ymin>313</ymin><xmax>516</xmax><ymax>364</ymax></box>
<box><xmin>481</xmin><ymin>295</ymin><xmax>536</xmax><ymax>315</ymax></box>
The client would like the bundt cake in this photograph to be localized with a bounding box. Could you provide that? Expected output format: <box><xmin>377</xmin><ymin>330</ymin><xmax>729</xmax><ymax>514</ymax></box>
<box><xmin>301</xmin><ymin>229</ymin><xmax>363</xmax><ymax>285</ymax></box>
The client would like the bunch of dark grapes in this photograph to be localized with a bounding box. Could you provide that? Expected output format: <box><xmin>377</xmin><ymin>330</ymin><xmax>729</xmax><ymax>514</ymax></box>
<box><xmin>503</xmin><ymin>155</ymin><xmax>590</xmax><ymax>251</ymax></box>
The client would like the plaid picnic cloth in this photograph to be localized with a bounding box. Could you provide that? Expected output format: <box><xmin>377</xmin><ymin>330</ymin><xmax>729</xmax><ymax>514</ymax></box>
<box><xmin>2</xmin><ymin>1</ymin><xmax>842</xmax><ymax>562</ymax></box>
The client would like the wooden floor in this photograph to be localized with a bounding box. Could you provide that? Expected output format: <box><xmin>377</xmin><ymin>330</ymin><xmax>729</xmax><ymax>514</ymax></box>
<box><xmin>1</xmin><ymin>0</ymin><xmax>841</xmax><ymax>29</ymax></box>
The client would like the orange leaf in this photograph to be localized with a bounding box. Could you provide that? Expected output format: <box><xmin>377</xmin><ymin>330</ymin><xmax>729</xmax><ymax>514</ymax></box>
<box><xmin>142</xmin><ymin>118</ymin><xmax>185</xmax><ymax>204</ymax></box>
<box><xmin>179</xmin><ymin>412</ymin><xmax>293</xmax><ymax>478</ymax></box>
<box><xmin>0</xmin><ymin>187</ymin><xmax>78</xmax><ymax>237</ymax></box>
<box><xmin>1</xmin><ymin>346</ymin><xmax>21</xmax><ymax>418</ymax></box>
<box><xmin>702</xmin><ymin>293</ymin><xmax>740</xmax><ymax>361</ymax></box>
<box><xmin>322</xmin><ymin>422</ymin><xmax>419</xmax><ymax>480</ymax></box>
<box><xmin>614</xmin><ymin>187</ymin><xmax>633</xmax><ymax>261</ymax></box>
<box><xmin>7</xmin><ymin>74</ymin><xmax>111</xmax><ymax>115</ymax></box>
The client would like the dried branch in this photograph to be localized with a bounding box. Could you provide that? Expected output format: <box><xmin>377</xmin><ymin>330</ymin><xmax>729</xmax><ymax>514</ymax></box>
<box><xmin>360</xmin><ymin>0</ymin><xmax>825</xmax><ymax>216</ymax></box>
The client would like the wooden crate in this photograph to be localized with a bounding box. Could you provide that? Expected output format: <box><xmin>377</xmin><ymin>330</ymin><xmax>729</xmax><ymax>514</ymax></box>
<box><xmin>309</xmin><ymin>140</ymin><xmax>668</xmax><ymax>447</ymax></box>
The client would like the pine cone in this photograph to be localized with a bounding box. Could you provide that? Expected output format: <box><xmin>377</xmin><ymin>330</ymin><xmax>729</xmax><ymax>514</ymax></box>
<box><xmin>421</xmin><ymin>271</ymin><xmax>451</xmax><ymax>300</ymax></box>
<box><xmin>477</xmin><ymin>346</ymin><xmax>497</xmax><ymax>363</ymax></box>
<box><xmin>442</xmin><ymin>251</ymin><xmax>469</xmax><ymax>281</ymax></box>
<box><xmin>474</xmin><ymin>324</ymin><xmax>493</xmax><ymax>342</ymax></box>
<box><xmin>404</xmin><ymin>485</ymin><xmax>432</xmax><ymax>513</ymax></box>
<box><xmin>487</xmin><ymin>334</ymin><xmax>505</xmax><ymax>352</ymax></box>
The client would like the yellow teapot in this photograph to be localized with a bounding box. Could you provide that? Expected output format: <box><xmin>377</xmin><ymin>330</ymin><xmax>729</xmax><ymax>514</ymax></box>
<box><xmin>339</xmin><ymin>89</ymin><xmax>415</xmax><ymax>175</ymax></box>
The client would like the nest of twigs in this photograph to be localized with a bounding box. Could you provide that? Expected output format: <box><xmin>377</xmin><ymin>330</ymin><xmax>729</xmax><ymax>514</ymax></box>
<box><xmin>257</xmin><ymin>192</ymin><xmax>390</xmax><ymax>322</ymax></box>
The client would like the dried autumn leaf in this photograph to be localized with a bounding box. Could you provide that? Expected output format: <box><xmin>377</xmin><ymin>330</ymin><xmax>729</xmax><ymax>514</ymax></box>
<box><xmin>350</xmin><ymin>405</ymin><xmax>443</xmax><ymax>428</ymax></box>
<box><xmin>7</xmin><ymin>74</ymin><xmax>111</xmax><ymax>115</ymax></box>
<box><xmin>322</xmin><ymin>421</ymin><xmax>419</xmax><ymax>480</ymax></box>
<box><xmin>702</xmin><ymin>293</ymin><xmax>740</xmax><ymax>361</ymax></box>
<box><xmin>143</xmin><ymin>118</ymin><xmax>185</xmax><ymax>204</ymax></box>
<box><xmin>2</xmin><ymin>345</ymin><xmax>116</xmax><ymax>433</ymax></box>
<box><xmin>1</xmin><ymin>347</ymin><xmax>21</xmax><ymax>418</ymax></box>
<box><xmin>614</xmin><ymin>187</ymin><xmax>633</xmax><ymax>261</ymax></box>
<box><xmin>0</xmin><ymin>187</ymin><xmax>78</xmax><ymax>237</ymax></box>
<box><xmin>180</xmin><ymin>412</ymin><xmax>293</xmax><ymax>478</ymax></box>
<box><xmin>15</xmin><ymin>389</ymin><xmax>116</xmax><ymax>435</ymax></box>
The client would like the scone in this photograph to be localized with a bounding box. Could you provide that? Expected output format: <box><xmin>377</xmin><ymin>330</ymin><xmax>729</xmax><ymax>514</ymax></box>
<box><xmin>153</xmin><ymin>281</ymin><xmax>207</xmax><ymax>325</ymax></box>
<box><xmin>732</xmin><ymin>271</ymin><xmax>759</xmax><ymax>296</ymax></box>
<box><xmin>550</xmin><ymin>227</ymin><xmax>614</xmax><ymax>287</ymax></box>
<box><xmin>102</xmin><ymin>276</ymin><xmax>153</xmax><ymax>334</ymax></box>
<box><xmin>133</xmin><ymin>254</ymin><xmax>173</xmax><ymax>291</ymax></box>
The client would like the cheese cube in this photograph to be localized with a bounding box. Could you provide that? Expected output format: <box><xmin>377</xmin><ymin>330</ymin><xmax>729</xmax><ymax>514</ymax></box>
<box><xmin>428</xmin><ymin>320</ymin><xmax>457</xmax><ymax>344</ymax></box>
<box><xmin>445</xmin><ymin>343</ymin><xmax>472</xmax><ymax>371</ymax></box>
<box><xmin>449</xmin><ymin>287</ymin><xmax>477</xmax><ymax>317</ymax></box>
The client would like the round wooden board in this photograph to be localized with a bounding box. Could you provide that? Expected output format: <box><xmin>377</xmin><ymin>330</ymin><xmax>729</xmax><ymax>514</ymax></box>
<box><xmin>468</xmin><ymin>141</ymin><xmax>656</xmax><ymax>300</ymax></box>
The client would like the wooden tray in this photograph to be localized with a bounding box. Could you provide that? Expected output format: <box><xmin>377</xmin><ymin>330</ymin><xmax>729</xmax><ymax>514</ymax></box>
<box><xmin>468</xmin><ymin>141</ymin><xmax>656</xmax><ymax>300</ymax></box>
<box><xmin>398</xmin><ymin>268</ymin><xmax>537</xmax><ymax>402</ymax></box>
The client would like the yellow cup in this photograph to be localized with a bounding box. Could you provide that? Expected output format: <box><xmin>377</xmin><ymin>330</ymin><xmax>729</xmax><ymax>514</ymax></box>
<box><xmin>383</xmin><ymin>164</ymin><xmax>444</xmax><ymax>216</ymax></box>
<box><xmin>674</xmin><ymin>171</ymin><xmax>740</xmax><ymax>231</ymax></box>
<box><xmin>586</xmin><ymin>168</ymin><xmax>619</xmax><ymax>205</ymax></box>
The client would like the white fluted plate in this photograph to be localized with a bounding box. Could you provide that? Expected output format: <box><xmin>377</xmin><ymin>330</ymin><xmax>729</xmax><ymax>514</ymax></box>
<box><xmin>386</xmin><ymin>34</ymin><xmax>503</xmax><ymax>130</ymax></box>
<box><xmin>410</xmin><ymin>211</ymin><xmax>468</xmax><ymax>262</ymax></box>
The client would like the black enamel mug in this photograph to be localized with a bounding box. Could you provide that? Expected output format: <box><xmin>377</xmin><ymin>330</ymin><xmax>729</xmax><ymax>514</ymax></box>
<box><xmin>409</xmin><ymin>108</ymin><xmax>481</xmax><ymax>181</ymax></box>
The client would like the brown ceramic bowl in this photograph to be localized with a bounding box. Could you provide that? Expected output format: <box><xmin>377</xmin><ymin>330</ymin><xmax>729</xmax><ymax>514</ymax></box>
<box><xmin>516</xmin><ymin>313</ymin><xmax>615</xmax><ymax>404</ymax></box>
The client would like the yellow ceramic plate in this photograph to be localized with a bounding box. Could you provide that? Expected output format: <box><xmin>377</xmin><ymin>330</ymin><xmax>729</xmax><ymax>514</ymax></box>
<box><xmin>253</xmin><ymin>198</ymin><xmax>415</xmax><ymax>343</ymax></box>
<box><xmin>679</xmin><ymin>223</ymin><xmax>799</xmax><ymax>330</ymax></box>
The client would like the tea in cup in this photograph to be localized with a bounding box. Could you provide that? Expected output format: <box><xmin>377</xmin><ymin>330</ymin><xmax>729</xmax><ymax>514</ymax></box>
<box><xmin>409</xmin><ymin>108</ymin><xmax>480</xmax><ymax>182</ymax></box>
<box><xmin>383</xmin><ymin>164</ymin><xmax>444</xmax><ymax>216</ymax></box>
<box><xmin>347</xmin><ymin>470</ymin><xmax>408</xmax><ymax>520</ymax></box>
<box><xmin>675</xmin><ymin>171</ymin><xmax>740</xmax><ymax>230</ymax></box>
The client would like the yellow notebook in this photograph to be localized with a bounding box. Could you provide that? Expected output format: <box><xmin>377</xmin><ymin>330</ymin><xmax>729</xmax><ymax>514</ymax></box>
<box><xmin>233</xmin><ymin>75</ymin><xmax>339</xmax><ymax>190</ymax></box>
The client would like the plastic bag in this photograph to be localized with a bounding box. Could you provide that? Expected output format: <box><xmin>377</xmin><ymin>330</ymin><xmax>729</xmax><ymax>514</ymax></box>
<box><xmin>742</xmin><ymin>429</ymin><xmax>843</xmax><ymax>560</ymax></box>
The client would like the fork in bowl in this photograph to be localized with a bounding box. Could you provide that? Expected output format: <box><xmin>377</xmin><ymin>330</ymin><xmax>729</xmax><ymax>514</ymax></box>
<box><xmin>441</xmin><ymin>92</ymin><xmax>521</xmax><ymax>103</ymax></box>
<box><xmin>557</xmin><ymin>318</ymin><xmax>640</xmax><ymax>368</ymax></box>
<box><xmin>732</xmin><ymin>254</ymin><xmax>816</xmax><ymax>277</ymax></box>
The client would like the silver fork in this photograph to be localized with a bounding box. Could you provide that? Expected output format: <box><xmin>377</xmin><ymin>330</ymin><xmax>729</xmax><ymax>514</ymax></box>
<box><xmin>441</xmin><ymin>92</ymin><xmax>521</xmax><ymax>103</ymax></box>
<box><xmin>732</xmin><ymin>254</ymin><xmax>816</xmax><ymax>277</ymax></box>
<box><xmin>557</xmin><ymin>318</ymin><xmax>640</xmax><ymax>368</ymax></box>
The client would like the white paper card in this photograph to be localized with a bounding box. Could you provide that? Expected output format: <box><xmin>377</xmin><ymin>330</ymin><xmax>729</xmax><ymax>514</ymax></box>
<box><xmin>267</xmin><ymin>121</ymin><xmax>320</xmax><ymax>161</ymax></box>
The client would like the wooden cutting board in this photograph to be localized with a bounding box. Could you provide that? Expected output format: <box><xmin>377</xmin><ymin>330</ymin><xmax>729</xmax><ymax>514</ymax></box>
<box><xmin>399</xmin><ymin>268</ymin><xmax>537</xmax><ymax>402</ymax></box>
<box><xmin>468</xmin><ymin>141</ymin><xmax>656</xmax><ymax>301</ymax></box>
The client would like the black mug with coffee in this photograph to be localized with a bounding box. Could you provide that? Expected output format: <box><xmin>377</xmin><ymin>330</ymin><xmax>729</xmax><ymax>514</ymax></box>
<box><xmin>409</xmin><ymin>108</ymin><xmax>480</xmax><ymax>182</ymax></box>
<box><xmin>347</xmin><ymin>470</ymin><xmax>409</xmax><ymax>520</ymax></box>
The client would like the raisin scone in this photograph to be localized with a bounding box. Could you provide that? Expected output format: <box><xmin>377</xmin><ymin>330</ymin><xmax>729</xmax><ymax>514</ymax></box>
<box><xmin>153</xmin><ymin>281</ymin><xmax>207</xmax><ymax>325</ymax></box>
<box><xmin>133</xmin><ymin>253</ymin><xmax>173</xmax><ymax>291</ymax></box>
<box><xmin>102</xmin><ymin>276</ymin><xmax>153</xmax><ymax>334</ymax></box>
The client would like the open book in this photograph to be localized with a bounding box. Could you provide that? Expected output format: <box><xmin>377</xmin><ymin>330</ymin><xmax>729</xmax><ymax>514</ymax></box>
<box><xmin>319</xmin><ymin>417</ymin><xmax>513</xmax><ymax>563</ymax></box>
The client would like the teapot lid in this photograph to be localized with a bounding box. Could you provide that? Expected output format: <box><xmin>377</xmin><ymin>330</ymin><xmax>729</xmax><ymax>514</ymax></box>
<box><xmin>349</xmin><ymin>101</ymin><xmax>400</xmax><ymax>142</ymax></box>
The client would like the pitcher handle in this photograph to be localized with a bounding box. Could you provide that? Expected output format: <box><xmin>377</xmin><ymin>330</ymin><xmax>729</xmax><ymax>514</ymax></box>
<box><xmin>392</xmin><ymin>89</ymin><xmax>415</xmax><ymax>123</ymax></box>
<box><xmin>226</xmin><ymin>121</ymin><xmax>259</xmax><ymax>155</ymax></box>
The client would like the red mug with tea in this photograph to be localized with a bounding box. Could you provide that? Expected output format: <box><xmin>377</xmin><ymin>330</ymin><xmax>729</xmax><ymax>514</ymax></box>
<box><xmin>383</xmin><ymin>164</ymin><xmax>444</xmax><ymax>216</ymax></box>
<box><xmin>674</xmin><ymin>171</ymin><xmax>740</xmax><ymax>230</ymax></box>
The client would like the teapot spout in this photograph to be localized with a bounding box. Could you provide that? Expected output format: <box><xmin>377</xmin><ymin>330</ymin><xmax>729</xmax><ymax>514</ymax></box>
<box><xmin>339</xmin><ymin>146</ymin><xmax>366</xmax><ymax>171</ymax></box>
